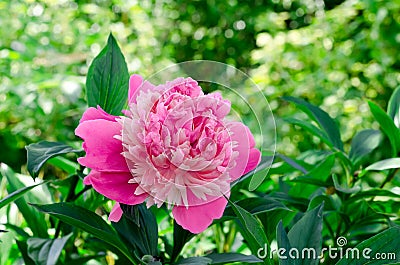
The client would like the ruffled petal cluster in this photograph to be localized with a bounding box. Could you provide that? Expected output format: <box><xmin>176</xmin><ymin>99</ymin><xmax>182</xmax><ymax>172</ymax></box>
<box><xmin>75</xmin><ymin>75</ymin><xmax>261</xmax><ymax>233</ymax></box>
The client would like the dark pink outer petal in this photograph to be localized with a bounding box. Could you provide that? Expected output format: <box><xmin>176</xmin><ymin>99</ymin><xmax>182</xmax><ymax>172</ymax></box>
<box><xmin>228</xmin><ymin>122</ymin><xmax>251</xmax><ymax>181</ymax></box>
<box><xmin>243</xmin><ymin>148</ymin><xmax>261</xmax><ymax>175</ymax></box>
<box><xmin>80</xmin><ymin>106</ymin><xmax>119</xmax><ymax>123</ymax></box>
<box><xmin>129</xmin><ymin>75</ymin><xmax>156</xmax><ymax>104</ymax></box>
<box><xmin>84</xmin><ymin>170</ymin><xmax>147</xmax><ymax>205</ymax></box>
<box><xmin>172</xmin><ymin>195</ymin><xmax>228</xmax><ymax>234</ymax></box>
<box><xmin>75</xmin><ymin>119</ymin><xmax>128</xmax><ymax>172</ymax></box>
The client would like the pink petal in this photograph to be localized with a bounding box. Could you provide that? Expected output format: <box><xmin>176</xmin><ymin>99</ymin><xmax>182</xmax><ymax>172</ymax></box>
<box><xmin>129</xmin><ymin>74</ymin><xmax>143</xmax><ymax>102</ymax></box>
<box><xmin>109</xmin><ymin>203</ymin><xmax>123</xmax><ymax>222</ymax></box>
<box><xmin>85</xmin><ymin>170</ymin><xmax>147</xmax><ymax>205</ymax></box>
<box><xmin>80</xmin><ymin>106</ymin><xmax>118</xmax><ymax>123</ymax></box>
<box><xmin>228</xmin><ymin>122</ymin><xmax>251</xmax><ymax>181</ymax></box>
<box><xmin>243</xmin><ymin>148</ymin><xmax>261</xmax><ymax>175</ymax></box>
<box><xmin>75</xmin><ymin>119</ymin><xmax>128</xmax><ymax>172</ymax></box>
<box><xmin>172</xmin><ymin>195</ymin><xmax>228</xmax><ymax>234</ymax></box>
<box><xmin>129</xmin><ymin>78</ymin><xmax>156</xmax><ymax>104</ymax></box>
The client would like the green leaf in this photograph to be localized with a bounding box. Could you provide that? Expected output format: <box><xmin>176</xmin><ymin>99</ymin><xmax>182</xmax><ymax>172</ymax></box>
<box><xmin>335</xmin><ymin>226</ymin><xmax>400</xmax><ymax>265</ymax></box>
<box><xmin>276</xmin><ymin>221</ymin><xmax>297</xmax><ymax>265</ymax></box>
<box><xmin>175</xmin><ymin>257</ymin><xmax>212</xmax><ymax>265</ymax></box>
<box><xmin>368</xmin><ymin>101</ymin><xmax>400</xmax><ymax>157</ymax></box>
<box><xmin>0</xmin><ymin>164</ymin><xmax>48</xmax><ymax>238</ymax></box>
<box><xmin>223</xmin><ymin>197</ymin><xmax>290</xmax><ymax>218</ymax></box>
<box><xmin>31</xmin><ymin>202</ymin><xmax>136</xmax><ymax>264</ymax></box>
<box><xmin>27</xmin><ymin>233</ymin><xmax>72</xmax><ymax>265</ymax></box>
<box><xmin>287</xmin><ymin>203</ymin><xmax>324</xmax><ymax>265</ymax></box>
<box><xmin>16</xmin><ymin>240</ymin><xmax>36</xmax><ymax>265</ymax></box>
<box><xmin>114</xmin><ymin>204</ymin><xmax>158</xmax><ymax>257</ymax></box>
<box><xmin>276</xmin><ymin>153</ymin><xmax>309</xmax><ymax>174</ymax></box>
<box><xmin>228</xmin><ymin>198</ymin><xmax>272</xmax><ymax>264</ymax></box>
<box><xmin>206</xmin><ymin>253</ymin><xmax>262</xmax><ymax>264</ymax></box>
<box><xmin>283</xmin><ymin>96</ymin><xmax>343</xmax><ymax>151</ymax></box>
<box><xmin>25</xmin><ymin>141</ymin><xmax>81</xmax><ymax>179</ymax></box>
<box><xmin>365</xmin><ymin>158</ymin><xmax>400</xmax><ymax>171</ymax></box>
<box><xmin>283</xmin><ymin>117</ymin><xmax>332</xmax><ymax>148</ymax></box>
<box><xmin>170</xmin><ymin>221</ymin><xmax>195</xmax><ymax>262</ymax></box>
<box><xmin>347</xmin><ymin>189</ymin><xmax>400</xmax><ymax>204</ymax></box>
<box><xmin>332</xmin><ymin>174</ymin><xmax>361</xmax><ymax>194</ymax></box>
<box><xmin>349</xmin><ymin>129</ymin><xmax>383</xmax><ymax>167</ymax></box>
<box><xmin>0</xmin><ymin>181</ymin><xmax>46</xmax><ymax>210</ymax></box>
<box><xmin>387</xmin><ymin>85</ymin><xmax>400</xmax><ymax>128</ymax></box>
<box><xmin>86</xmin><ymin>33</ymin><xmax>129</xmax><ymax>115</ymax></box>
<box><xmin>47</xmin><ymin>156</ymin><xmax>80</xmax><ymax>175</ymax></box>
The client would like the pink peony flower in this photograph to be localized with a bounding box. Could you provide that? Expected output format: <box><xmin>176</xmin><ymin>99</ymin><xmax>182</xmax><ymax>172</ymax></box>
<box><xmin>75</xmin><ymin>75</ymin><xmax>261</xmax><ymax>233</ymax></box>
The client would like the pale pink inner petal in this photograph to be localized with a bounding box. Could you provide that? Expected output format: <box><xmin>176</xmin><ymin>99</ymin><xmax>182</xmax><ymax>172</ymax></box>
<box><xmin>109</xmin><ymin>202</ymin><xmax>123</xmax><ymax>222</ymax></box>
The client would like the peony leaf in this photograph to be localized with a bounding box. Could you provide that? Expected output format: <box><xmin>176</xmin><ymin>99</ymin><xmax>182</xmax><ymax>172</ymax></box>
<box><xmin>25</xmin><ymin>141</ymin><xmax>81</xmax><ymax>179</ymax></box>
<box><xmin>86</xmin><ymin>33</ymin><xmax>129</xmax><ymax>115</ymax></box>
<box><xmin>27</xmin><ymin>233</ymin><xmax>72</xmax><ymax>265</ymax></box>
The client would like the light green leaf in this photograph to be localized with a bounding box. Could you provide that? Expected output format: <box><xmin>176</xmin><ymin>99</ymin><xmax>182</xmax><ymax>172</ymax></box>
<box><xmin>368</xmin><ymin>101</ymin><xmax>400</xmax><ymax>157</ymax></box>
<box><xmin>365</xmin><ymin>158</ymin><xmax>400</xmax><ymax>171</ymax></box>
<box><xmin>349</xmin><ymin>129</ymin><xmax>383</xmax><ymax>167</ymax></box>
<box><xmin>387</xmin><ymin>85</ymin><xmax>400</xmax><ymax>128</ymax></box>
<box><xmin>0</xmin><ymin>181</ymin><xmax>47</xmax><ymax>210</ymax></box>
<box><xmin>0</xmin><ymin>164</ymin><xmax>48</xmax><ymax>238</ymax></box>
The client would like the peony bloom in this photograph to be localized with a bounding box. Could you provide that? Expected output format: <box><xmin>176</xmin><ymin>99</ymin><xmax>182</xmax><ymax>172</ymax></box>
<box><xmin>75</xmin><ymin>75</ymin><xmax>261</xmax><ymax>233</ymax></box>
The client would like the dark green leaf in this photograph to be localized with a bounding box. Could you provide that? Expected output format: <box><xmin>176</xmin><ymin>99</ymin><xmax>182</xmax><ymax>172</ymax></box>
<box><xmin>276</xmin><ymin>221</ymin><xmax>297</xmax><ymax>265</ymax></box>
<box><xmin>365</xmin><ymin>158</ymin><xmax>400</xmax><ymax>171</ymax></box>
<box><xmin>25</xmin><ymin>141</ymin><xmax>80</xmax><ymax>179</ymax></box>
<box><xmin>336</xmin><ymin>226</ymin><xmax>400</xmax><ymax>265</ymax></box>
<box><xmin>368</xmin><ymin>101</ymin><xmax>400</xmax><ymax>157</ymax></box>
<box><xmin>283</xmin><ymin>117</ymin><xmax>332</xmax><ymax>148</ymax></box>
<box><xmin>283</xmin><ymin>96</ymin><xmax>343</xmax><ymax>151</ymax></box>
<box><xmin>207</xmin><ymin>253</ymin><xmax>262</xmax><ymax>264</ymax></box>
<box><xmin>223</xmin><ymin>197</ymin><xmax>290</xmax><ymax>218</ymax></box>
<box><xmin>114</xmin><ymin>204</ymin><xmax>158</xmax><ymax>257</ymax></box>
<box><xmin>0</xmin><ymin>181</ymin><xmax>46</xmax><ymax>210</ymax></box>
<box><xmin>387</xmin><ymin>85</ymin><xmax>400</xmax><ymax>128</ymax></box>
<box><xmin>86</xmin><ymin>33</ymin><xmax>129</xmax><ymax>115</ymax></box>
<box><xmin>175</xmin><ymin>257</ymin><xmax>212</xmax><ymax>265</ymax></box>
<box><xmin>276</xmin><ymin>154</ymin><xmax>309</xmax><ymax>174</ymax></box>
<box><xmin>170</xmin><ymin>221</ymin><xmax>195</xmax><ymax>262</ymax></box>
<box><xmin>27</xmin><ymin>233</ymin><xmax>72</xmax><ymax>265</ymax></box>
<box><xmin>16</xmin><ymin>240</ymin><xmax>36</xmax><ymax>265</ymax></box>
<box><xmin>228</xmin><ymin>198</ymin><xmax>272</xmax><ymax>264</ymax></box>
<box><xmin>349</xmin><ymin>129</ymin><xmax>383</xmax><ymax>167</ymax></box>
<box><xmin>31</xmin><ymin>202</ymin><xmax>136</xmax><ymax>264</ymax></box>
<box><xmin>287</xmin><ymin>203</ymin><xmax>324</xmax><ymax>265</ymax></box>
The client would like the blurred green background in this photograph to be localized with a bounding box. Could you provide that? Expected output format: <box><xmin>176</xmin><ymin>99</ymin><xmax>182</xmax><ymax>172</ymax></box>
<box><xmin>1</xmin><ymin>0</ymin><xmax>399</xmax><ymax>171</ymax></box>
